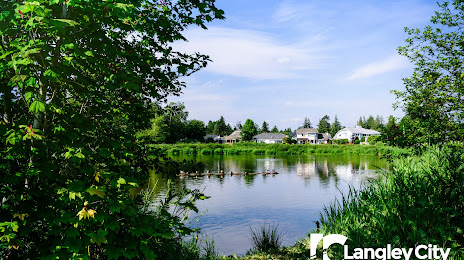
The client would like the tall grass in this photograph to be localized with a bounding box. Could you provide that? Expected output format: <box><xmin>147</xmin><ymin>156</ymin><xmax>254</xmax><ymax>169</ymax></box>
<box><xmin>248</xmin><ymin>222</ymin><xmax>285</xmax><ymax>254</ymax></box>
<box><xmin>152</xmin><ymin>142</ymin><xmax>410</xmax><ymax>157</ymax></box>
<box><xmin>317</xmin><ymin>145</ymin><xmax>464</xmax><ymax>259</ymax></box>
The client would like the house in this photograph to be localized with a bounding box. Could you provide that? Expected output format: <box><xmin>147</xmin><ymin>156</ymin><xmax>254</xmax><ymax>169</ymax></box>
<box><xmin>224</xmin><ymin>130</ymin><xmax>242</xmax><ymax>144</ymax></box>
<box><xmin>333</xmin><ymin>126</ymin><xmax>380</xmax><ymax>143</ymax></box>
<box><xmin>319</xmin><ymin>133</ymin><xmax>331</xmax><ymax>144</ymax></box>
<box><xmin>295</xmin><ymin>128</ymin><xmax>317</xmax><ymax>144</ymax></box>
<box><xmin>294</xmin><ymin>128</ymin><xmax>331</xmax><ymax>144</ymax></box>
<box><xmin>252</xmin><ymin>133</ymin><xmax>287</xmax><ymax>144</ymax></box>
<box><xmin>203</xmin><ymin>134</ymin><xmax>225</xmax><ymax>144</ymax></box>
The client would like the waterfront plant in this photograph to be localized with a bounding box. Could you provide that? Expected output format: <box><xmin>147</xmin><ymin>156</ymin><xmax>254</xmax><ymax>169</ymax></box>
<box><xmin>248</xmin><ymin>223</ymin><xmax>284</xmax><ymax>254</ymax></box>
<box><xmin>0</xmin><ymin>0</ymin><xmax>224</xmax><ymax>258</ymax></box>
<box><xmin>318</xmin><ymin>145</ymin><xmax>464</xmax><ymax>258</ymax></box>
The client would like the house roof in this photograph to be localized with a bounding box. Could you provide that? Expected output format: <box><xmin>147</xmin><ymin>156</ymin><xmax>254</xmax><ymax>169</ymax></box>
<box><xmin>296</xmin><ymin>128</ymin><xmax>318</xmax><ymax>134</ymax></box>
<box><xmin>253</xmin><ymin>133</ymin><xmax>287</xmax><ymax>140</ymax></box>
<box><xmin>339</xmin><ymin>127</ymin><xmax>380</xmax><ymax>135</ymax></box>
<box><xmin>321</xmin><ymin>133</ymin><xmax>331</xmax><ymax>140</ymax></box>
<box><xmin>224</xmin><ymin>130</ymin><xmax>242</xmax><ymax>140</ymax></box>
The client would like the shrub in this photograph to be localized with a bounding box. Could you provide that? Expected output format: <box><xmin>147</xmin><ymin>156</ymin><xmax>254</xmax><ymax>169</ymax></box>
<box><xmin>318</xmin><ymin>145</ymin><xmax>464</xmax><ymax>258</ymax></box>
<box><xmin>248</xmin><ymin>223</ymin><xmax>284</xmax><ymax>254</ymax></box>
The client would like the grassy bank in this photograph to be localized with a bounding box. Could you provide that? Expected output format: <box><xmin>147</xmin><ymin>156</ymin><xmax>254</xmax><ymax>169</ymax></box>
<box><xmin>152</xmin><ymin>142</ymin><xmax>410</xmax><ymax>157</ymax></box>
<box><xmin>236</xmin><ymin>145</ymin><xmax>464</xmax><ymax>259</ymax></box>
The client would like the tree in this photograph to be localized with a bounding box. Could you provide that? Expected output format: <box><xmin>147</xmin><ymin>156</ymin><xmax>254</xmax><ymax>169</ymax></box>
<box><xmin>241</xmin><ymin>119</ymin><xmax>258</xmax><ymax>141</ymax></box>
<box><xmin>365</xmin><ymin>115</ymin><xmax>375</xmax><ymax>129</ymax></box>
<box><xmin>357</xmin><ymin>116</ymin><xmax>365</xmax><ymax>127</ymax></box>
<box><xmin>271</xmin><ymin>125</ymin><xmax>279</xmax><ymax>133</ymax></box>
<box><xmin>302</xmin><ymin>117</ymin><xmax>312</xmax><ymax>128</ymax></box>
<box><xmin>234</xmin><ymin>121</ymin><xmax>242</xmax><ymax>130</ymax></box>
<box><xmin>394</xmin><ymin>0</ymin><xmax>464</xmax><ymax>144</ymax></box>
<box><xmin>282</xmin><ymin>127</ymin><xmax>293</xmax><ymax>137</ymax></box>
<box><xmin>317</xmin><ymin>115</ymin><xmax>331</xmax><ymax>133</ymax></box>
<box><xmin>206</xmin><ymin>120</ymin><xmax>216</xmax><ymax>134</ymax></box>
<box><xmin>330</xmin><ymin>115</ymin><xmax>343</xmax><ymax>138</ymax></box>
<box><xmin>213</xmin><ymin>116</ymin><xmax>229</xmax><ymax>137</ymax></box>
<box><xmin>0</xmin><ymin>0</ymin><xmax>224</xmax><ymax>258</ymax></box>
<box><xmin>185</xmin><ymin>119</ymin><xmax>206</xmax><ymax>142</ymax></box>
<box><xmin>261</xmin><ymin>121</ymin><xmax>269</xmax><ymax>133</ymax></box>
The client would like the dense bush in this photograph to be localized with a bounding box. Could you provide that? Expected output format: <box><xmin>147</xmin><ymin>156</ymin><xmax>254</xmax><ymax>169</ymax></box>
<box><xmin>153</xmin><ymin>143</ymin><xmax>409</xmax><ymax>157</ymax></box>
<box><xmin>318</xmin><ymin>145</ymin><xmax>464</xmax><ymax>258</ymax></box>
<box><xmin>0</xmin><ymin>0</ymin><xmax>223</xmax><ymax>259</ymax></box>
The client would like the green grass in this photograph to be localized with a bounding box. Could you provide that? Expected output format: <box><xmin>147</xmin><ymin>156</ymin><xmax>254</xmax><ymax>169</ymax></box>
<box><xmin>248</xmin><ymin>223</ymin><xmax>284</xmax><ymax>254</ymax></box>
<box><xmin>151</xmin><ymin>142</ymin><xmax>410</xmax><ymax>157</ymax></box>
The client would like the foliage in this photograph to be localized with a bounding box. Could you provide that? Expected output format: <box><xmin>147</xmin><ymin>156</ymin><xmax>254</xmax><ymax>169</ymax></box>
<box><xmin>271</xmin><ymin>125</ymin><xmax>279</xmax><ymax>133</ymax></box>
<box><xmin>241</xmin><ymin>119</ymin><xmax>258</xmax><ymax>141</ymax></box>
<box><xmin>0</xmin><ymin>0</ymin><xmax>224</xmax><ymax>258</ymax></box>
<box><xmin>138</xmin><ymin>102</ymin><xmax>206</xmax><ymax>143</ymax></box>
<box><xmin>260</xmin><ymin>121</ymin><xmax>269</xmax><ymax>133</ymax></box>
<box><xmin>318</xmin><ymin>146</ymin><xmax>464</xmax><ymax>259</ymax></box>
<box><xmin>301</xmin><ymin>117</ymin><xmax>312</xmax><ymax>128</ymax></box>
<box><xmin>394</xmin><ymin>0</ymin><xmax>464</xmax><ymax>145</ymax></box>
<box><xmin>356</xmin><ymin>115</ymin><xmax>384</xmax><ymax>131</ymax></box>
<box><xmin>185</xmin><ymin>119</ymin><xmax>206</xmax><ymax>142</ymax></box>
<box><xmin>332</xmin><ymin>139</ymin><xmax>349</xmax><ymax>145</ymax></box>
<box><xmin>317</xmin><ymin>115</ymin><xmax>330</xmax><ymax>134</ymax></box>
<box><xmin>354</xmin><ymin>139</ymin><xmax>360</xmax><ymax>144</ymax></box>
<box><xmin>367</xmin><ymin>135</ymin><xmax>380</xmax><ymax>145</ymax></box>
<box><xmin>282</xmin><ymin>136</ymin><xmax>296</xmax><ymax>144</ymax></box>
<box><xmin>153</xmin><ymin>142</ymin><xmax>411</xmax><ymax>157</ymax></box>
<box><xmin>248</xmin><ymin>223</ymin><xmax>284</xmax><ymax>254</ymax></box>
<box><xmin>329</xmin><ymin>115</ymin><xmax>343</xmax><ymax>138</ymax></box>
<box><xmin>281</xmin><ymin>127</ymin><xmax>293</xmax><ymax>137</ymax></box>
<box><xmin>212</xmin><ymin>116</ymin><xmax>232</xmax><ymax>137</ymax></box>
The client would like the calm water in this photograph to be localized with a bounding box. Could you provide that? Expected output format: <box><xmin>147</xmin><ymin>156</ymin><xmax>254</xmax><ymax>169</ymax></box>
<box><xmin>151</xmin><ymin>154</ymin><xmax>388</xmax><ymax>256</ymax></box>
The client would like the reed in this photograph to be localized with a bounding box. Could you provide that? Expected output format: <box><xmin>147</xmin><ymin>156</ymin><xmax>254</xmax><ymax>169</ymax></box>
<box><xmin>248</xmin><ymin>222</ymin><xmax>284</xmax><ymax>254</ymax></box>
<box><xmin>317</xmin><ymin>145</ymin><xmax>464</xmax><ymax>258</ymax></box>
<box><xmin>152</xmin><ymin>143</ymin><xmax>410</xmax><ymax>157</ymax></box>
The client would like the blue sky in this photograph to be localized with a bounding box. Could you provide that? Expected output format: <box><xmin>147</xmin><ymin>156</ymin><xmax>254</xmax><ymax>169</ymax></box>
<box><xmin>170</xmin><ymin>0</ymin><xmax>438</xmax><ymax>130</ymax></box>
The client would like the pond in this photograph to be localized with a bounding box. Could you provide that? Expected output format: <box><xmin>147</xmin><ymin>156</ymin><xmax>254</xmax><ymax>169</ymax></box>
<box><xmin>151</xmin><ymin>154</ymin><xmax>389</xmax><ymax>256</ymax></box>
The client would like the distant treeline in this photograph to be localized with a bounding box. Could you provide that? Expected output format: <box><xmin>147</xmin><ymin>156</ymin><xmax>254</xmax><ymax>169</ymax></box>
<box><xmin>138</xmin><ymin>102</ymin><xmax>389</xmax><ymax>144</ymax></box>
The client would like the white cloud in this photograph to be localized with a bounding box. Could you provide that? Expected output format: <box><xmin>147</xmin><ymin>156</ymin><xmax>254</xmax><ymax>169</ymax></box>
<box><xmin>272</xmin><ymin>0</ymin><xmax>299</xmax><ymax>22</ymax></box>
<box><xmin>174</xmin><ymin>27</ymin><xmax>326</xmax><ymax>80</ymax></box>
<box><xmin>346</xmin><ymin>55</ymin><xmax>409</xmax><ymax>80</ymax></box>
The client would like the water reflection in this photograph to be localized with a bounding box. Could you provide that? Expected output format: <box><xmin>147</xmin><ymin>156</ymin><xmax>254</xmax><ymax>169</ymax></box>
<box><xmin>153</xmin><ymin>154</ymin><xmax>389</xmax><ymax>256</ymax></box>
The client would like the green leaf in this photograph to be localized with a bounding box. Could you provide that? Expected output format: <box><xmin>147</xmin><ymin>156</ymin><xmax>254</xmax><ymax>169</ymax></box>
<box><xmin>11</xmin><ymin>75</ymin><xmax>27</xmax><ymax>82</ymax></box>
<box><xmin>86</xmin><ymin>187</ymin><xmax>105</xmax><ymax>198</ymax></box>
<box><xmin>117</xmin><ymin>178</ymin><xmax>126</xmax><ymax>185</ymax></box>
<box><xmin>25</xmin><ymin>92</ymin><xmax>33</xmax><ymax>103</ymax></box>
<box><xmin>29</xmin><ymin>100</ymin><xmax>46</xmax><ymax>113</ymax></box>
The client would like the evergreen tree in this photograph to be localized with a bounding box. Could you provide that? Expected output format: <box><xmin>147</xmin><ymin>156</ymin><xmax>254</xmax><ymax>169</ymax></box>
<box><xmin>261</xmin><ymin>121</ymin><xmax>270</xmax><ymax>133</ymax></box>
<box><xmin>213</xmin><ymin>116</ymin><xmax>228</xmax><ymax>137</ymax></box>
<box><xmin>330</xmin><ymin>115</ymin><xmax>343</xmax><ymax>138</ymax></box>
<box><xmin>302</xmin><ymin>117</ymin><xmax>312</xmax><ymax>128</ymax></box>
<box><xmin>365</xmin><ymin>115</ymin><xmax>375</xmax><ymax>129</ymax></box>
<box><xmin>282</xmin><ymin>127</ymin><xmax>293</xmax><ymax>137</ymax></box>
<box><xmin>271</xmin><ymin>125</ymin><xmax>279</xmax><ymax>133</ymax></box>
<box><xmin>206</xmin><ymin>120</ymin><xmax>216</xmax><ymax>134</ymax></box>
<box><xmin>317</xmin><ymin>115</ymin><xmax>331</xmax><ymax>133</ymax></box>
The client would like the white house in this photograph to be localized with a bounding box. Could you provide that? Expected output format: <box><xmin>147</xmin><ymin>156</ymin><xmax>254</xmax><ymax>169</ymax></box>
<box><xmin>252</xmin><ymin>133</ymin><xmax>287</xmax><ymax>144</ymax></box>
<box><xmin>295</xmin><ymin>128</ymin><xmax>330</xmax><ymax>144</ymax></box>
<box><xmin>333</xmin><ymin>126</ymin><xmax>380</xmax><ymax>142</ymax></box>
<box><xmin>203</xmin><ymin>135</ymin><xmax>225</xmax><ymax>144</ymax></box>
